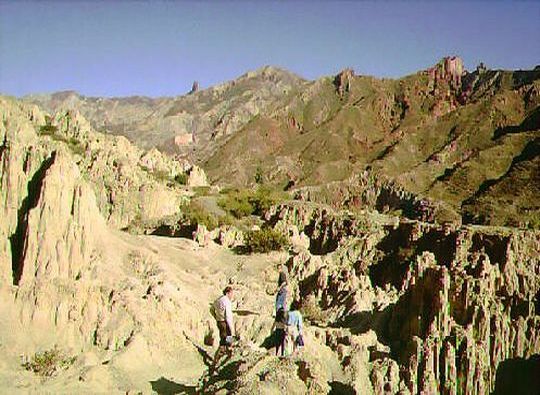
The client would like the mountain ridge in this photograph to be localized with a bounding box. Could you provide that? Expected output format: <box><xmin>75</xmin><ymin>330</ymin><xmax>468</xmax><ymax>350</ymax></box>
<box><xmin>24</xmin><ymin>57</ymin><xmax>540</xmax><ymax>228</ymax></box>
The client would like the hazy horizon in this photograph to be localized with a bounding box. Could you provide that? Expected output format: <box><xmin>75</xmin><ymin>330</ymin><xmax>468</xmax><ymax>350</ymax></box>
<box><xmin>1</xmin><ymin>1</ymin><xmax>539</xmax><ymax>98</ymax></box>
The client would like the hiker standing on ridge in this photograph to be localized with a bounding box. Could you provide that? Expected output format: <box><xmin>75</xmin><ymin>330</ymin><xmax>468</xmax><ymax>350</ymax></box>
<box><xmin>211</xmin><ymin>286</ymin><xmax>236</xmax><ymax>366</ymax></box>
<box><xmin>287</xmin><ymin>301</ymin><xmax>304</xmax><ymax>354</ymax></box>
<box><xmin>272</xmin><ymin>307</ymin><xmax>289</xmax><ymax>356</ymax></box>
<box><xmin>275</xmin><ymin>273</ymin><xmax>289</xmax><ymax>314</ymax></box>
<box><xmin>278</xmin><ymin>263</ymin><xmax>289</xmax><ymax>285</ymax></box>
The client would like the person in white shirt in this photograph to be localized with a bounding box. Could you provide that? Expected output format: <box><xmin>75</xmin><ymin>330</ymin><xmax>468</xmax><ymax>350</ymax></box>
<box><xmin>211</xmin><ymin>286</ymin><xmax>235</xmax><ymax>368</ymax></box>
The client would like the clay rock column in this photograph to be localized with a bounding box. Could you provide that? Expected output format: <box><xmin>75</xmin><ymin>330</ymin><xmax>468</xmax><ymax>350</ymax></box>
<box><xmin>18</xmin><ymin>149</ymin><xmax>105</xmax><ymax>285</ymax></box>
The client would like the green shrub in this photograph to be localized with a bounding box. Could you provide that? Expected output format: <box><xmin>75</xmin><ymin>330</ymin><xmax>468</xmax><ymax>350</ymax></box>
<box><xmin>254</xmin><ymin>165</ymin><xmax>264</xmax><ymax>184</ymax></box>
<box><xmin>67</xmin><ymin>140</ymin><xmax>85</xmax><ymax>156</ymax></box>
<box><xmin>299</xmin><ymin>295</ymin><xmax>325</xmax><ymax>323</ymax></box>
<box><xmin>152</xmin><ymin>169</ymin><xmax>191</xmax><ymax>187</ymax></box>
<box><xmin>38</xmin><ymin>123</ymin><xmax>85</xmax><ymax>156</ymax></box>
<box><xmin>525</xmin><ymin>211</ymin><xmax>540</xmax><ymax>230</ymax></box>
<box><xmin>153</xmin><ymin>170</ymin><xmax>171</xmax><ymax>183</ymax></box>
<box><xmin>174</xmin><ymin>173</ymin><xmax>188</xmax><ymax>185</ymax></box>
<box><xmin>193</xmin><ymin>186</ymin><xmax>212</xmax><ymax>197</ymax></box>
<box><xmin>181</xmin><ymin>200</ymin><xmax>232</xmax><ymax>231</ymax></box>
<box><xmin>39</xmin><ymin>116</ymin><xmax>58</xmax><ymax>136</ymax></box>
<box><xmin>243</xmin><ymin>227</ymin><xmax>289</xmax><ymax>253</ymax></box>
<box><xmin>182</xmin><ymin>201</ymin><xmax>218</xmax><ymax>230</ymax></box>
<box><xmin>57</xmin><ymin>136</ymin><xmax>84</xmax><ymax>155</ymax></box>
<box><xmin>218</xmin><ymin>189</ymin><xmax>254</xmax><ymax>218</ymax></box>
<box><xmin>39</xmin><ymin>123</ymin><xmax>59</xmax><ymax>135</ymax></box>
<box><xmin>218</xmin><ymin>186</ymin><xmax>289</xmax><ymax>218</ymax></box>
<box><xmin>250</xmin><ymin>185</ymin><xmax>288</xmax><ymax>215</ymax></box>
<box><xmin>22</xmin><ymin>347</ymin><xmax>75</xmax><ymax>377</ymax></box>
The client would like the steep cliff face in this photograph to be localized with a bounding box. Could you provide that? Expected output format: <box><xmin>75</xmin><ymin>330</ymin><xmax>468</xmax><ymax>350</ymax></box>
<box><xmin>13</xmin><ymin>149</ymin><xmax>105</xmax><ymax>285</ymax></box>
<box><xmin>1</xmin><ymin>98</ymin><xmax>47</xmax><ymax>286</ymax></box>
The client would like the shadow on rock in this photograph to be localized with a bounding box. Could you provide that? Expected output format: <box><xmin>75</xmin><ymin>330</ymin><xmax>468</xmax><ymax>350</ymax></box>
<box><xmin>334</xmin><ymin>307</ymin><xmax>391</xmax><ymax>338</ymax></box>
<box><xmin>203</xmin><ymin>359</ymin><xmax>245</xmax><ymax>393</ymax></box>
<box><xmin>329</xmin><ymin>380</ymin><xmax>356</xmax><ymax>395</ymax></box>
<box><xmin>150</xmin><ymin>377</ymin><xmax>197</xmax><ymax>395</ymax></box>
<box><xmin>260</xmin><ymin>332</ymin><xmax>277</xmax><ymax>350</ymax></box>
<box><xmin>234</xmin><ymin>309</ymin><xmax>260</xmax><ymax>317</ymax></box>
<box><xmin>493</xmin><ymin>354</ymin><xmax>540</xmax><ymax>395</ymax></box>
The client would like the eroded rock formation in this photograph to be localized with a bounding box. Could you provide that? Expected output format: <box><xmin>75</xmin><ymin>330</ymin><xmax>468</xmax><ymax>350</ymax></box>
<box><xmin>262</xmin><ymin>202</ymin><xmax>540</xmax><ymax>394</ymax></box>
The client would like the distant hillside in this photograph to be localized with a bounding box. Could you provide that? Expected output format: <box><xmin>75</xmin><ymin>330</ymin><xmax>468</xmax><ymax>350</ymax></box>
<box><xmin>26</xmin><ymin>59</ymin><xmax>540</xmax><ymax>228</ymax></box>
<box><xmin>203</xmin><ymin>59</ymin><xmax>539</xmax><ymax>227</ymax></box>
<box><xmin>25</xmin><ymin>66</ymin><xmax>306</xmax><ymax>163</ymax></box>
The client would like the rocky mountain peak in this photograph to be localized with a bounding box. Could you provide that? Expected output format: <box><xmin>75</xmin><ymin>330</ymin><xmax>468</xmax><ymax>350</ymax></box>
<box><xmin>189</xmin><ymin>81</ymin><xmax>200</xmax><ymax>94</ymax></box>
<box><xmin>427</xmin><ymin>56</ymin><xmax>465</xmax><ymax>89</ymax></box>
<box><xmin>240</xmin><ymin>65</ymin><xmax>306</xmax><ymax>85</ymax></box>
<box><xmin>334</xmin><ymin>68</ymin><xmax>354</xmax><ymax>96</ymax></box>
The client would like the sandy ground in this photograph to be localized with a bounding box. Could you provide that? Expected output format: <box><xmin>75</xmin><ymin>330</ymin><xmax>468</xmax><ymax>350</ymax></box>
<box><xmin>0</xmin><ymin>231</ymin><xmax>288</xmax><ymax>394</ymax></box>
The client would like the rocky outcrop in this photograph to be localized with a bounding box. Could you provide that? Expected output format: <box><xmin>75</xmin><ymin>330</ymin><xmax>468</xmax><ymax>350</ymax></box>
<box><xmin>291</xmin><ymin>171</ymin><xmax>459</xmax><ymax>224</ymax></box>
<box><xmin>7</xmin><ymin>103</ymin><xmax>191</xmax><ymax>229</ymax></box>
<box><xmin>1</xmin><ymin>97</ymin><xmax>211</xmax><ymax>391</ymax></box>
<box><xmin>264</xmin><ymin>202</ymin><xmax>540</xmax><ymax>394</ymax></box>
<box><xmin>14</xmin><ymin>149</ymin><xmax>105</xmax><ymax>285</ymax></box>
<box><xmin>0</xmin><ymin>99</ymin><xmax>104</xmax><ymax>286</ymax></box>
<box><xmin>173</xmin><ymin>132</ymin><xmax>194</xmax><ymax>147</ymax></box>
<box><xmin>428</xmin><ymin>56</ymin><xmax>464</xmax><ymax>91</ymax></box>
<box><xmin>383</xmin><ymin>228</ymin><xmax>540</xmax><ymax>394</ymax></box>
<box><xmin>426</xmin><ymin>56</ymin><xmax>466</xmax><ymax>117</ymax></box>
<box><xmin>187</xmin><ymin>164</ymin><xmax>209</xmax><ymax>187</ymax></box>
<box><xmin>189</xmin><ymin>81</ymin><xmax>200</xmax><ymax>94</ymax></box>
<box><xmin>334</xmin><ymin>68</ymin><xmax>354</xmax><ymax>97</ymax></box>
<box><xmin>1</xmin><ymin>98</ymin><xmax>48</xmax><ymax>286</ymax></box>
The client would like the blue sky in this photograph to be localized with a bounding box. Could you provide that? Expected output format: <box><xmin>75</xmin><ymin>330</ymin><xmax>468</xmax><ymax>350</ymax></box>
<box><xmin>1</xmin><ymin>1</ymin><xmax>539</xmax><ymax>97</ymax></box>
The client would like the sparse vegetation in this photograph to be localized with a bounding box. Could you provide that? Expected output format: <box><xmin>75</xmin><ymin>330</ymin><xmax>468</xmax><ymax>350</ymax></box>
<box><xmin>39</xmin><ymin>123</ymin><xmax>59</xmax><ymax>135</ymax></box>
<box><xmin>193</xmin><ymin>186</ymin><xmax>212</xmax><ymax>197</ymax></box>
<box><xmin>144</xmin><ymin>168</ymin><xmax>191</xmax><ymax>188</ymax></box>
<box><xmin>254</xmin><ymin>165</ymin><xmax>264</xmax><ymax>184</ymax></box>
<box><xmin>218</xmin><ymin>189</ymin><xmax>253</xmax><ymax>218</ymax></box>
<box><xmin>152</xmin><ymin>170</ymin><xmax>171</xmax><ymax>183</ymax></box>
<box><xmin>218</xmin><ymin>186</ymin><xmax>288</xmax><ymax>218</ymax></box>
<box><xmin>251</xmin><ymin>185</ymin><xmax>289</xmax><ymax>215</ymax></box>
<box><xmin>51</xmin><ymin>134</ymin><xmax>85</xmax><ymax>155</ymax></box>
<box><xmin>181</xmin><ymin>200</ymin><xmax>232</xmax><ymax>231</ymax></box>
<box><xmin>243</xmin><ymin>227</ymin><xmax>289</xmax><ymax>253</ymax></box>
<box><xmin>22</xmin><ymin>347</ymin><xmax>75</xmax><ymax>377</ymax></box>
<box><xmin>38</xmin><ymin>117</ymin><xmax>86</xmax><ymax>156</ymax></box>
<box><xmin>174</xmin><ymin>173</ymin><xmax>188</xmax><ymax>185</ymax></box>
<box><xmin>39</xmin><ymin>116</ymin><xmax>58</xmax><ymax>135</ymax></box>
<box><xmin>299</xmin><ymin>295</ymin><xmax>325</xmax><ymax>323</ymax></box>
<box><xmin>526</xmin><ymin>212</ymin><xmax>540</xmax><ymax>230</ymax></box>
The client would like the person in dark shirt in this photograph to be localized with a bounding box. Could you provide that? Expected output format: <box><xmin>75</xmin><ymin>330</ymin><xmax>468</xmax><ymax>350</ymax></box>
<box><xmin>272</xmin><ymin>308</ymin><xmax>288</xmax><ymax>356</ymax></box>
